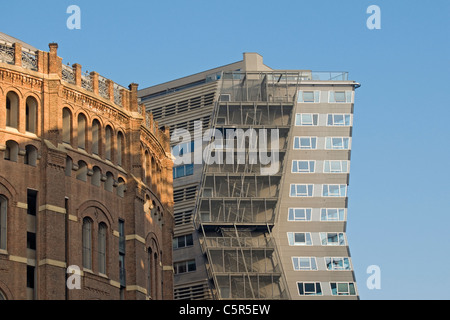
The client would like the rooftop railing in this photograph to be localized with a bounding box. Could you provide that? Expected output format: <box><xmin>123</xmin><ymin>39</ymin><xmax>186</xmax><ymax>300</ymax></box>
<box><xmin>0</xmin><ymin>40</ymin><xmax>128</xmax><ymax>107</ymax></box>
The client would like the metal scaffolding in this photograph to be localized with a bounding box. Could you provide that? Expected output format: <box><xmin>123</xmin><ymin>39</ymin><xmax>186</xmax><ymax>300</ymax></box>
<box><xmin>193</xmin><ymin>71</ymin><xmax>301</xmax><ymax>299</ymax></box>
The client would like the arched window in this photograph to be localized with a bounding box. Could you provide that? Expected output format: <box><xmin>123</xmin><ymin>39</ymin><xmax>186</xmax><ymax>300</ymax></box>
<box><xmin>153</xmin><ymin>251</ymin><xmax>159</xmax><ymax>299</ymax></box>
<box><xmin>91</xmin><ymin>166</ymin><xmax>102</xmax><ymax>187</ymax></box>
<box><xmin>82</xmin><ymin>217</ymin><xmax>93</xmax><ymax>270</ymax></box>
<box><xmin>6</xmin><ymin>92</ymin><xmax>19</xmax><ymax>129</ymax></box>
<box><xmin>77</xmin><ymin>114</ymin><xmax>87</xmax><ymax>150</ymax></box>
<box><xmin>117</xmin><ymin>178</ymin><xmax>126</xmax><ymax>198</ymax></box>
<box><xmin>0</xmin><ymin>195</ymin><xmax>7</xmax><ymax>251</ymax></box>
<box><xmin>65</xmin><ymin>156</ymin><xmax>73</xmax><ymax>177</ymax></box>
<box><xmin>151</xmin><ymin>157</ymin><xmax>156</xmax><ymax>189</ymax></box>
<box><xmin>92</xmin><ymin>120</ymin><xmax>101</xmax><ymax>155</ymax></box>
<box><xmin>98</xmin><ymin>222</ymin><xmax>107</xmax><ymax>275</ymax></box>
<box><xmin>26</xmin><ymin>97</ymin><xmax>38</xmax><ymax>134</ymax></box>
<box><xmin>62</xmin><ymin>108</ymin><xmax>72</xmax><ymax>144</ymax></box>
<box><xmin>105</xmin><ymin>126</ymin><xmax>113</xmax><ymax>161</ymax></box>
<box><xmin>147</xmin><ymin>248</ymin><xmax>153</xmax><ymax>298</ymax></box>
<box><xmin>143</xmin><ymin>151</ymin><xmax>149</xmax><ymax>184</ymax></box>
<box><xmin>76</xmin><ymin>161</ymin><xmax>88</xmax><ymax>182</ymax></box>
<box><xmin>4</xmin><ymin>140</ymin><xmax>19</xmax><ymax>162</ymax></box>
<box><xmin>24</xmin><ymin>145</ymin><xmax>38</xmax><ymax>167</ymax></box>
<box><xmin>105</xmin><ymin>172</ymin><xmax>114</xmax><ymax>192</ymax></box>
<box><xmin>117</xmin><ymin>132</ymin><xmax>124</xmax><ymax>167</ymax></box>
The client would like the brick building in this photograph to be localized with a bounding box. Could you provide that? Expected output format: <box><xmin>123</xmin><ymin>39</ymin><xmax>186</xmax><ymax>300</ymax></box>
<box><xmin>0</xmin><ymin>32</ymin><xmax>174</xmax><ymax>300</ymax></box>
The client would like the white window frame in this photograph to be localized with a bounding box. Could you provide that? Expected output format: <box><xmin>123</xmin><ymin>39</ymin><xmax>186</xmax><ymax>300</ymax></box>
<box><xmin>288</xmin><ymin>208</ymin><xmax>312</xmax><ymax>221</ymax></box>
<box><xmin>327</xmin><ymin>114</ymin><xmax>352</xmax><ymax>126</ymax></box>
<box><xmin>292</xmin><ymin>257</ymin><xmax>317</xmax><ymax>271</ymax></box>
<box><xmin>325</xmin><ymin>257</ymin><xmax>352</xmax><ymax>271</ymax></box>
<box><xmin>295</xmin><ymin>113</ymin><xmax>319</xmax><ymax>126</ymax></box>
<box><xmin>290</xmin><ymin>184</ymin><xmax>314</xmax><ymax>197</ymax></box>
<box><xmin>320</xmin><ymin>232</ymin><xmax>346</xmax><ymax>246</ymax></box>
<box><xmin>297</xmin><ymin>282</ymin><xmax>323</xmax><ymax>296</ymax></box>
<box><xmin>297</xmin><ymin>90</ymin><xmax>320</xmax><ymax>103</ymax></box>
<box><xmin>292</xmin><ymin>160</ymin><xmax>316</xmax><ymax>173</ymax></box>
<box><xmin>325</xmin><ymin>137</ymin><xmax>351</xmax><ymax>150</ymax></box>
<box><xmin>328</xmin><ymin>90</ymin><xmax>353</xmax><ymax>103</ymax></box>
<box><xmin>288</xmin><ymin>232</ymin><xmax>312</xmax><ymax>246</ymax></box>
<box><xmin>321</xmin><ymin>208</ymin><xmax>346</xmax><ymax>221</ymax></box>
<box><xmin>330</xmin><ymin>282</ymin><xmax>357</xmax><ymax>296</ymax></box>
<box><xmin>294</xmin><ymin>137</ymin><xmax>317</xmax><ymax>150</ymax></box>
<box><xmin>322</xmin><ymin>184</ymin><xmax>347</xmax><ymax>197</ymax></box>
<box><xmin>323</xmin><ymin>160</ymin><xmax>349</xmax><ymax>174</ymax></box>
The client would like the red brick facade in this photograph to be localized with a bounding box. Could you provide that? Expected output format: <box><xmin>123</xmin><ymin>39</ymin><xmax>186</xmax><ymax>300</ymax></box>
<box><xmin>0</xmin><ymin>41</ymin><xmax>174</xmax><ymax>300</ymax></box>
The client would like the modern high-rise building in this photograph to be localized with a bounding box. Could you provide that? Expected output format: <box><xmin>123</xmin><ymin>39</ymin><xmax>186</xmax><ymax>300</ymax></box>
<box><xmin>139</xmin><ymin>53</ymin><xmax>361</xmax><ymax>300</ymax></box>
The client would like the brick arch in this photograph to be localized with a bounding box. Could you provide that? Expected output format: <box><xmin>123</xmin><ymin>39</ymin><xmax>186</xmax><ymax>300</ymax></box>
<box><xmin>0</xmin><ymin>175</ymin><xmax>19</xmax><ymax>200</ymax></box>
<box><xmin>77</xmin><ymin>200</ymin><xmax>113</xmax><ymax>228</ymax></box>
<box><xmin>145</xmin><ymin>232</ymin><xmax>160</xmax><ymax>254</ymax></box>
<box><xmin>0</xmin><ymin>280</ymin><xmax>13</xmax><ymax>300</ymax></box>
<box><xmin>3</xmin><ymin>86</ymin><xmax>24</xmax><ymax>99</ymax></box>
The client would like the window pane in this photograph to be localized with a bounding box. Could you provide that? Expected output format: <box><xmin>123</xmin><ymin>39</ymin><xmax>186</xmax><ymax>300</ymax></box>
<box><xmin>335</xmin><ymin>92</ymin><xmax>346</xmax><ymax>102</ymax></box>
<box><xmin>331</xmin><ymin>161</ymin><xmax>341</xmax><ymax>172</ymax></box>
<box><xmin>304</xmin><ymin>283</ymin><xmax>315</xmax><ymax>294</ymax></box>
<box><xmin>298</xmin><ymin>161</ymin><xmax>309</xmax><ymax>172</ymax></box>
<box><xmin>303</xmin><ymin>92</ymin><xmax>314</xmax><ymax>102</ymax></box>
<box><xmin>302</xmin><ymin>114</ymin><xmax>312</xmax><ymax>125</ymax></box>
<box><xmin>315</xmin><ymin>283</ymin><xmax>322</xmax><ymax>295</ymax></box>
<box><xmin>345</xmin><ymin>115</ymin><xmax>351</xmax><ymax>125</ymax></box>
<box><xmin>186</xmin><ymin>234</ymin><xmax>193</xmax><ymax>246</ymax></box>
<box><xmin>292</xmin><ymin>161</ymin><xmax>298</xmax><ymax>173</ymax></box>
<box><xmin>185</xmin><ymin>164</ymin><xmax>194</xmax><ymax>175</ymax></box>
<box><xmin>299</xmin><ymin>258</ymin><xmax>310</xmax><ymax>269</ymax></box>
<box><xmin>290</xmin><ymin>185</ymin><xmax>296</xmax><ymax>197</ymax></box>
<box><xmin>349</xmin><ymin>283</ymin><xmax>356</xmax><ymax>295</ymax></box>
<box><xmin>178</xmin><ymin>236</ymin><xmax>186</xmax><ymax>248</ymax></box>
<box><xmin>300</xmin><ymin>138</ymin><xmax>310</xmax><ymax>148</ymax></box>
<box><xmin>187</xmin><ymin>260</ymin><xmax>196</xmax><ymax>272</ymax></box>
<box><xmin>338</xmin><ymin>283</ymin><xmax>348</xmax><ymax>294</ymax></box>
<box><xmin>288</xmin><ymin>208</ymin><xmax>294</xmax><ymax>221</ymax></box>
<box><xmin>335</xmin><ymin>115</ymin><xmax>344</xmax><ymax>125</ymax></box>
<box><xmin>298</xmin><ymin>283</ymin><xmax>304</xmax><ymax>295</ymax></box>
<box><xmin>294</xmin><ymin>233</ymin><xmax>305</xmax><ymax>243</ymax></box>
<box><xmin>293</xmin><ymin>258</ymin><xmax>300</xmax><ymax>270</ymax></box>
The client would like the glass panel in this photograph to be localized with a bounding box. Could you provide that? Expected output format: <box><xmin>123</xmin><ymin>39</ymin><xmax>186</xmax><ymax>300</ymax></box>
<box><xmin>185</xmin><ymin>164</ymin><xmax>194</xmax><ymax>175</ymax></box>
<box><xmin>338</xmin><ymin>283</ymin><xmax>349</xmax><ymax>295</ymax></box>
<box><xmin>302</xmin><ymin>114</ymin><xmax>313</xmax><ymax>125</ymax></box>
<box><xmin>304</xmin><ymin>283</ymin><xmax>315</xmax><ymax>294</ymax></box>
<box><xmin>331</xmin><ymin>283</ymin><xmax>337</xmax><ymax>295</ymax></box>
<box><xmin>349</xmin><ymin>283</ymin><xmax>356</xmax><ymax>295</ymax></box>
<box><xmin>298</xmin><ymin>283</ymin><xmax>304</xmax><ymax>295</ymax></box>
<box><xmin>294</xmin><ymin>233</ymin><xmax>305</xmax><ymax>244</ymax></box>
<box><xmin>335</xmin><ymin>115</ymin><xmax>344</xmax><ymax>125</ymax></box>
<box><xmin>335</xmin><ymin>92</ymin><xmax>346</xmax><ymax>102</ymax></box>
<box><xmin>303</xmin><ymin>92</ymin><xmax>314</xmax><ymax>102</ymax></box>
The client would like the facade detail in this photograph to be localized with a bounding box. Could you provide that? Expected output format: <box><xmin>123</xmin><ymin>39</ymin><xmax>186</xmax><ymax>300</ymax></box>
<box><xmin>139</xmin><ymin>53</ymin><xmax>360</xmax><ymax>300</ymax></box>
<box><xmin>0</xmin><ymin>33</ymin><xmax>174</xmax><ymax>300</ymax></box>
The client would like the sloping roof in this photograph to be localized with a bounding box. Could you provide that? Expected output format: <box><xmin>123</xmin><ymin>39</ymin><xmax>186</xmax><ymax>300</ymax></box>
<box><xmin>0</xmin><ymin>32</ymin><xmax>38</xmax><ymax>51</ymax></box>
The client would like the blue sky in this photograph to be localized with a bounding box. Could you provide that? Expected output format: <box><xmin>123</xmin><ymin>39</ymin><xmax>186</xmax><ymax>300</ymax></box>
<box><xmin>2</xmin><ymin>0</ymin><xmax>449</xmax><ymax>300</ymax></box>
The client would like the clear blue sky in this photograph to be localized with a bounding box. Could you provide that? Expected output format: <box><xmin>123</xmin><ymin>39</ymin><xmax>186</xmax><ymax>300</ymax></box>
<box><xmin>2</xmin><ymin>0</ymin><xmax>449</xmax><ymax>300</ymax></box>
